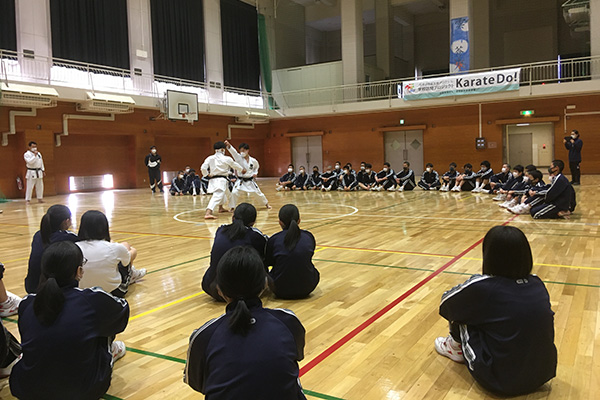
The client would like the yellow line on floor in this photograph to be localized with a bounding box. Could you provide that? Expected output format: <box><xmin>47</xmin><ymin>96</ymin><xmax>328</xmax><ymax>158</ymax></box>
<box><xmin>2</xmin><ymin>256</ymin><xmax>29</xmax><ymax>263</ymax></box>
<box><xmin>129</xmin><ymin>291</ymin><xmax>205</xmax><ymax>321</ymax></box>
<box><xmin>111</xmin><ymin>231</ymin><xmax>212</xmax><ymax>240</ymax></box>
<box><xmin>461</xmin><ymin>257</ymin><xmax>599</xmax><ymax>271</ymax></box>
<box><xmin>314</xmin><ymin>247</ymin><xmax>326</xmax><ymax>253</ymax></box>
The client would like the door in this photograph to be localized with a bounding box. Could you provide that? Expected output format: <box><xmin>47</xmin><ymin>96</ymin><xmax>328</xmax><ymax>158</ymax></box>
<box><xmin>384</xmin><ymin>130</ymin><xmax>424</xmax><ymax>173</ymax></box>
<box><xmin>508</xmin><ymin>133</ymin><xmax>533</xmax><ymax>166</ymax></box>
<box><xmin>291</xmin><ymin>136</ymin><xmax>323</xmax><ymax>171</ymax></box>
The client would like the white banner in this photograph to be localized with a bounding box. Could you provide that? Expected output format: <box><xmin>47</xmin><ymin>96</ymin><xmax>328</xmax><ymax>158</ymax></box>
<box><xmin>400</xmin><ymin>68</ymin><xmax>521</xmax><ymax>100</ymax></box>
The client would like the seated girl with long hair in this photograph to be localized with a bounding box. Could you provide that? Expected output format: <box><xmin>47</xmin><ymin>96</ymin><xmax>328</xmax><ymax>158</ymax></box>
<box><xmin>76</xmin><ymin>210</ymin><xmax>146</xmax><ymax>297</ymax></box>
<box><xmin>186</xmin><ymin>246</ymin><xmax>306</xmax><ymax>399</ymax></box>
<box><xmin>10</xmin><ymin>241</ymin><xmax>129</xmax><ymax>400</ymax></box>
<box><xmin>202</xmin><ymin>203</ymin><xmax>267</xmax><ymax>301</ymax></box>
<box><xmin>434</xmin><ymin>225</ymin><xmax>557</xmax><ymax>396</ymax></box>
<box><xmin>266</xmin><ymin>204</ymin><xmax>319</xmax><ymax>299</ymax></box>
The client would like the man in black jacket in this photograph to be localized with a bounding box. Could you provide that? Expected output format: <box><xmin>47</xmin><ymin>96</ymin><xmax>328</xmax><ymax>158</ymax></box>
<box><xmin>564</xmin><ymin>129</ymin><xmax>583</xmax><ymax>185</ymax></box>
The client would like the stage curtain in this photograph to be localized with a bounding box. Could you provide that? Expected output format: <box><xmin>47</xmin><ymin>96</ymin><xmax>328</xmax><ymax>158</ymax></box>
<box><xmin>221</xmin><ymin>0</ymin><xmax>260</xmax><ymax>91</ymax></box>
<box><xmin>50</xmin><ymin>0</ymin><xmax>130</xmax><ymax>69</ymax></box>
<box><xmin>0</xmin><ymin>0</ymin><xmax>17</xmax><ymax>52</ymax></box>
<box><xmin>151</xmin><ymin>0</ymin><xmax>205</xmax><ymax>82</ymax></box>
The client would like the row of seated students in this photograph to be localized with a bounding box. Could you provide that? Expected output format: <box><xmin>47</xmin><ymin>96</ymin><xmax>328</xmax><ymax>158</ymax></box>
<box><xmin>0</xmin><ymin>224</ymin><xmax>557</xmax><ymax>399</ymax></box>
<box><xmin>277</xmin><ymin>160</ymin><xmax>577</xmax><ymax>220</ymax></box>
<box><xmin>170</xmin><ymin>166</ymin><xmax>242</xmax><ymax>196</ymax></box>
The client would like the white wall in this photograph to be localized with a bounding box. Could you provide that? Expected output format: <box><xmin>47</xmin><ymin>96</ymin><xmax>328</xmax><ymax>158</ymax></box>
<box><xmin>506</xmin><ymin>122</ymin><xmax>555</xmax><ymax>167</ymax></box>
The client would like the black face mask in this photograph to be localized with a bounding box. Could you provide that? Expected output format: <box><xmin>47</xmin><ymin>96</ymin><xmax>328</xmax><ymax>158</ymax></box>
<box><xmin>313</xmin><ymin>170</ymin><xmax>318</xmax><ymax>174</ymax></box>
<box><xmin>464</xmin><ymin>169</ymin><xmax>471</xmax><ymax>173</ymax></box>
<box><xmin>450</xmin><ymin>167</ymin><xmax>455</xmax><ymax>171</ymax></box>
<box><xmin>403</xmin><ymin>167</ymin><xmax>408</xmax><ymax>170</ymax></box>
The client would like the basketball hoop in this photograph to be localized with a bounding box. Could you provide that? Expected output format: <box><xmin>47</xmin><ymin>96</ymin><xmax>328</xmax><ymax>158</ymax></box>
<box><xmin>181</xmin><ymin>111</ymin><xmax>197</xmax><ymax>125</ymax></box>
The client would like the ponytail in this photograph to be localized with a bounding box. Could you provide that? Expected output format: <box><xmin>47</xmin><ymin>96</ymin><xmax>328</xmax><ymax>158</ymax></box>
<box><xmin>279</xmin><ymin>204</ymin><xmax>301</xmax><ymax>251</ymax></box>
<box><xmin>216</xmin><ymin>246</ymin><xmax>266</xmax><ymax>336</ymax></box>
<box><xmin>34</xmin><ymin>241</ymin><xmax>82</xmax><ymax>325</ymax></box>
<box><xmin>221</xmin><ymin>203</ymin><xmax>257</xmax><ymax>241</ymax></box>
<box><xmin>40</xmin><ymin>205</ymin><xmax>72</xmax><ymax>246</ymax></box>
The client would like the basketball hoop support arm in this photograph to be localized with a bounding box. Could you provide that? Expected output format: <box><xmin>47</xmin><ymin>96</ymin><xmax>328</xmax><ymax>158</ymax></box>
<box><xmin>227</xmin><ymin>124</ymin><xmax>254</xmax><ymax>139</ymax></box>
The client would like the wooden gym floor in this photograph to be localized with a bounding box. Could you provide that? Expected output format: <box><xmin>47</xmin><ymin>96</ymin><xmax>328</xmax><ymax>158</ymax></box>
<box><xmin>0</xmin><ymin>176</ymin><xmax>598</xmax><ymax>399</ymax></box>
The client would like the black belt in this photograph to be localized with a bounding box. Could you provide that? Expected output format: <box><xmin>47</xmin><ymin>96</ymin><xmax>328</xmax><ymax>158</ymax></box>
<box><xmin>240</xmin><ymin>177</ymin><xmax>254</xmax><ymax>182</ymax></box>
<box><xmin>27</xmin><ymin>168</ymin><xmax>42</xmax><ymax>171</ymax></box>
<box><xmin>209</xmin><ymin>175</ymin><xmax>229</xmax><ymax>180</ymax></box>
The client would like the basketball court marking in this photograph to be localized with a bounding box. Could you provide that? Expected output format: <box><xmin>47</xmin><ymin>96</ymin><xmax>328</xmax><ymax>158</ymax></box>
<box><xmin>298</xmin><ymin>215</ymin><xmax>518</xmax><ymax>377</ymax></box>
<box><xmin>129</xmin><ymin>291</ymin><xmax>205</xmax><ymax>321</ymax></box>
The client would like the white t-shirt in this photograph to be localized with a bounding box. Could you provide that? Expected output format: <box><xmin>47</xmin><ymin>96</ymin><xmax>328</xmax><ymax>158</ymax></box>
<box><xmin>76</xmin><ymin>240</ymin><xmax>131</xmax><ymax>293</ymax></box>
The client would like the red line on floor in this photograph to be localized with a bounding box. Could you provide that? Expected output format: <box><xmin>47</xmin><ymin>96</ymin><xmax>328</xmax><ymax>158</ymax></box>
<box><xmin>299</xmin><ymin>215</ymin><xmax>518</xmax><ymax>377</ymax></box>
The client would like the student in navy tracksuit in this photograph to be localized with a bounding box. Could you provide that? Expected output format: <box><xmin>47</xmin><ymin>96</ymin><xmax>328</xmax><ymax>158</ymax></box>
<box><xmin>307</xmin><ymin>166</ymin><xmax>322</xmax><ymax>190</ymax></box>
<box><xmin>493</xmin><ymin>165</ymin><xmax>524</xmax><ymax>203</ymax></box>
<box><xmin>439</xmin><ymin>162</ymin><xmax>459</xmax><ymax>191</ymax></box>
<box><xmin>202</xmin><ymin>203</ymin><xmax>267</xmax><ymax>301</ymax></box>
<box><xmin>184</xmin><ymin>169</ymin><xmax>202</xmax><ymax>195</ymax></box>
<box><xmin>564</xmin><ymin>129</ymin><xmax>583</xmax><ymax>185</ymax></box>
<box><xmin>357</xmin><ymin>163</ymin><xmax>376</xmax><ymax>190</ymax></box>
<box><xmin>25</xmin><ymin>204</ymin><xmax>79</xmax><ymax>294</ymax></box>
<box><xmin>170</xmin><ymin>170</ymin><xmax>187</xmax><ymax>196</ymax></box>
<box><xmin>489</xmin><ymin>163</ymin><xmax>512</xmax><ymax>194</ymax></box>
<box><xmin>373</xmin><ymin>162</ymin><xmax>395</xmax><ymax>191</ymax></box>
<box><xmin>320</xmin><ymin>166</ymin><xmax>338</xmax><ymax>191</ymax></box>
<box><xmin>292</xmin><ymin>167</ymin><xmax>310</xmax><ymax>190</ymax></box>
<box><xmin>395</xmin><ymin>161</ymin><xmax>416</xmax><ymax>191</ymax></box>
<box><xmin>185</xmin><ymin>246</ymin><xmax>306</xmax><ymax>400</ymax></box>
<box><xmin>266</xmin><ymin>205</ymin><xmax>319</xmax><ymax>299</ymax></box>
<box><xmin>435</xmin><ymin>226</ymin><xmax>556</xmax><ymax>396</ymax></box>
<box><xmin>418</xmin><ymin>163</ymin><xmax>440</xmax><ymax>191</ymax></box>
<box><xmin>11</xmin><ymin>241</ymin><xmax>129</xmax><ymax>400</ymax></box>
<box><xmin>471</xmin><ymin>161</ymin><xmax>494</xmax><ymax>193</ymax></box>
<box><xmin>276</xmin><ymin>164</ymin><xmax>296</xmax><ymax>191</ymax></box>
<box><xmin>452</xmin><ymin>163</ymin><xmax>477</xmax><ymax>191</ymax></box>
<box><xmin>531</xmin><ymin>160</ymin><xmax>576</xmax><ymax>219</ymax></box>
<box><xmin>340</xmin><ymin>166</ymin><xmax>359</xmax><ymax>191</ymax></box>
<box><xmin>508</xmin><ymin>170</ymin><xmax>546</xmax><ymax>215</ymax></box>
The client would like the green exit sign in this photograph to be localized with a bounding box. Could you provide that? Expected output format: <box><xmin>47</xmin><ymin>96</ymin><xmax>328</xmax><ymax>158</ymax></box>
<box><xmin>520</xmin><ymin>110</ymin><xmax>535</xmax><ymax>116</ymax></box>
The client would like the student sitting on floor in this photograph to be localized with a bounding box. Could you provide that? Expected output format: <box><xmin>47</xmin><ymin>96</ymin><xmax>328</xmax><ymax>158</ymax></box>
<box><xmin>185</xmin><ymin>246</ymin><xmax>306</xmax><ymax>399</ymax></box>
<box><xmin>452</xmin><ymin>164</ymin><xmax>477</xmax><ymax>192</ymax></box>
<box><xmin>276</xmin><ymin>164</ymin><xmax>296</xmax><ymax>191</ymax></box>
<box><xmin>357</xmin><ymin>163</ymin><xmax>376</xmax><ymax>190</ymax></box>
<box><xmin>395</xmin><ymin>161</ymin><xmax>416</xmax><ymax>192</ymax></box>
<box><xmin>508</xmin><ymin>170</ymin><xmax>546</xmax><ymax>215</ymax></box>
<box><xmin>493</xmin><ymin>165</ymin><xmax>524</xmax><ymax>202</ymax></box>
<box><xmin>435</xmin><ymin>225</ymin><xmax>556</xmax><ymax>396</ymax></box>
<box><xmin>499</xmin><ymin>167</ymin><xmax>535</xmax><ymax>209</ymax></box>
<box><xmin>307</xmin><ymin>166</ymin><xmax>322</xmax><ymax>190</ymax></box>
<box><xmin>320</xmin><ymin>166</ymin><xmax>338</xmax><ymax>191</ymax></box>
<box><xmin>440</xmin><ymin>162</ymin><xmax>459</xmax><ymax>192</ymax></box>
<box><xmin>10</xmin><ymin>241</ymin><xmax>129</xmax><ymax>400</ymax></box>
<box><xmin>487</xmin><ymin>163</ymin><xmax>512</xmax><ymax>194</ymax></box>
<box><xmin>340</xmin><ymin>165</ymin><xmax>359</xmax><ymax>191</ymax></box>
<box><xmin>201</xmin><ymin>203</ymin><xmax>267</xmax><ymax>301</ymax></box>
<box><xmin>0</xmin><ymin>262</ymin><xmax>21</xmax><ymax>317</ymax></box>
<box><xmin>0</xmin><ymin>262</ymin><xmax>22</xmax><ymax>378</ymax></box>
<box><xmin>170</xmin><ymin>170</ymin><xmax>187</xmax><ymax>196</ymax></box>
<box><xmin>531</xmin><ymin>160</ymin><xmax>576</xmax><ymax>220</ymax></box>
<box><xmin>292</xmin><ymin>166</ymin><xmax>309</xmax><ymax>190</ymax></box>
<box><xmin>418</xmin><ymin>163</ymin><xmax>441</xmax><ymax>191</ymax></box>
<box><xmin>373</xmin><ymin>162</ymin><xmax>396</xmax><ymax>191</ymax></box>
<box><xmin>76</xmin><ymin>210</ymin><xmax>146</xmax><ymax>297</ymax></box>
<box><xmin>471</xmin><ymin>161</ymin><xmax>494</xmax><ymax>193</ymax></box>
<box><xmin>266</xmin><ymin>204</ymin><xmax>320</xmax><ymax>299</ymax></box>
<box><xmin>185</xmin><ymin>169</ymin><xmax>203</xmax><ymax>196</ymax></box>
<box><xmin>25</xmin><ymin>204</ymin><xmax>79</xmax><ymax>294</ymax></box>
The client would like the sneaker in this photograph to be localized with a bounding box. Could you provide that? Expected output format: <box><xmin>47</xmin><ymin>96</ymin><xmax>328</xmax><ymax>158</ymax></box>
<box><xmin>387</xmin><ymin>187</ymin><xmax>396</xmax><ymax>192</ymax></box>
<box><xmin>434</xmin><ymin>335</ymin><xmax>465</xmax><ymax>363</ymax></box>
<box><xmin>0</xmin><ymin>354</ymin><xmax>21</xmax><ymax>378</ymax></box>
<box><xmin>130</xmin><ymin>266</ymin><xmax>147</xmax><ymax>284</ymax></box>
<box><xmin>500</xmin><ymin>199</ymin><xmax>517</xmax><ymax>209</ymax></box>
<box><xmin>471</xmin><ymin>187</ymin><xmax>481</xmax><ymax>193</ymax></box>
<box><xmin>440</xmin><ymin>185</ymin><xmax>449</xmax><ymax>192</ymax></box>
<box><xmin>512</xmin><ymin>204</ymin><xmax>531</xmax><ymax>215</ymax></box>
<box><xmin>397</xmin><ymin>186</ymin><xmax>404</xmax><ymax>192</ymax></box>
<box><xmin>481</xmin><ymin>189</ymin><xmax>490</xmax><ymax>194</ymax></box>
<box><xmin>451</xmin><ymin>186</ymin><xmax>461</xmax><ymax>192</ymax></box>
<box><xmin>111</xmin><ymin>340</ymin><xmax>126</xmax><ymax>363</ymax></box>
<box><xmin>276</xmin><ymin>186</ymin><xmax>282</xmax><ymax>192</ymax></box>
<box><xmin>493</xmin><ymin>193</ymin><xmax>506</xmax><ymax>201</ymax></box>
<box><xmin>0</xmin><ymin>291</ymin><xmax>22</xmax><ymax>317</ymax></box>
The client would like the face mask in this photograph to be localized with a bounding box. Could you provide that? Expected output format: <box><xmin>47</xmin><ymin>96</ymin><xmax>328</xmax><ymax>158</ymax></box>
<box><xmin>335</xmin><ymin>165</ymin><xmax>340</xmax><ymax>170</ymax></box>
<box><xmin>481</xmin><ymin>166</ymin><xmax>487</xmax><ymax>171</ymax></box>
<box><xmin>426</xmin><ymin>168</ymin><xmax>432</xmax><ymax>173</ymax></box>
<box><xmin>288</xmin><ymin>168</ymin><xmax>293</xmax><ymax>173</ymax></box>
<box><xmin>151</xmin><ymin>149</ymin><xmax>157</xmax><ymax>154</ymax></box>
<box><xmin>313</xmin><ymin>170</ymin><xmax>318</xmax><ymax>174</ymax></box>
<box><xmin>383</xmin><ymin>168</ymin><xmax>388</xmax><ymax>172</ymax></box>
<box><xmin>465</xmin><ymin>169</ymin><xmax>471</xmax><ymax>173</ymax></box>
<box><xmin>501</xmin><ymin>167</ymin><xmax>507</xmax><ymax>173</ymax></box>
<box><xmin>185</xmin><ymin>168</ymin><xmax>190</xmax><ymax>173</ymax></box>
<box><xmin>365</xmin><ymin>169</ymin><xmax>371</xmax><ymax>173</ymax></box>
<box><xmin>522</xmin><ymin>176</ymin><xmax>529</xmax><ymax>182</ymax></box>
<box><xmin>178</xmin><ymin>175</ymin><xmax>184</xmax><ymax>179</ymax></box>
<box><xmin>31</xmin><ymin>147</ymin><xmax>38</xmax><ymax>152</ymax></box>
<box><xmin>361</xmin><ymin>166</ymin><xmax>365</xmax><ymax>170</ymax></box>
<box><xmin>240</xmin><ymin>152</ymin><xmax>248</xmax><ymax>158</ymax></box>
<box><xmin>300</xmin><ymin>169</ymin><xmax>305</xmax><ymax>174</ymax></box>
<box><xmin>403</xmin><ymin>166</ymin><xmax>408</xmax><ymax>171</ymax></box>
<box><xmin>512</xmin><ymin>172</ymin><xmax>519</xmax><ymax>178</ymax></box>
<box><xmin>343</xmin><ymin>170</ymin><xmax>348</xmax><ymax>175</ymax></box>
<box><xmin>450</xmin><ymin>167</ymin><xmax>455</xmax><ymax>171</ymax></box>
<box><xmin>571</xmin><ymin>135</ymin><xmax>576</xmax><ymax>139</ymax></box>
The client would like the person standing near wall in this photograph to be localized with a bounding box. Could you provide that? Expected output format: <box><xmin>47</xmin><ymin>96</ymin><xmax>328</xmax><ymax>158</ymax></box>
<box><xmin>564</xmin><ymin>130</ymin><xmax>583</xmax><ymax>185</ymax></box>
<box><xmin>24</xmin><ymin>141</ymin><xmax>45</xmax><ymax>204</ymax></box>
<box><xmin>145</xmin><ymin>146</ymin><xmax>163</xmax><ymax>193</ymax></box>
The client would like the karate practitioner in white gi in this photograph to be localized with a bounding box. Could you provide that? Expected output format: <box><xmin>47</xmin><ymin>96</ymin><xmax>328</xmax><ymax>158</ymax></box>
<box><xmin>24</xmin><ymin>141</ymin><xmax>45</xmax><ymax>204</ymax></box>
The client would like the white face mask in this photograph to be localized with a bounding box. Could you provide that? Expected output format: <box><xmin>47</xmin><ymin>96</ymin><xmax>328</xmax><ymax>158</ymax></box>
<box><xmin>361</xmin><ymin>166</ymin><xmax>365</xmax><ymax>170</ymax></box>
<box><xmin>185</xmin><ymin>168</ymin><xmax>190</xmax><ymax>173</ymax></box>
<box><xmin>335</xmin><ymin>165</ymin><xmax>340</xmax><ymax>170</ymax></box>
<box><xmin>502</xmin><ymin>167</ymin><xmax>507</xmax><ymax>173</ymax></box>
<box><xmin>571</xmin><ymin>135</ymin><xmax>576</xmax><ymax>139</ymax></box>
<box><xmin>365</xmin><ymin>169</ymin><xmax>371</xmax><ymax>173</ymax></box>
<box><xmin>481</xmin><ymin>166</ymin><xmax>487</xmax><ymax>171</ymax></box>
<box><xmin>151</xmin><ymin>149</ymin><xmax>157</xmax><ymax>154</ymax></box>
<box><xmin>383</xmin><ymin>168</ymin><xmax>388</xmax><ymax>172</ymax></box>
<box><xmin>178</xmin><ymin>175</ymin><xmax>184</xmax><ymax>179</ymax></box>
<box><xmin>512</xmin><ymin>172</ymin><xmax>519</xmax><ymax>178</ymax></box>
<box><xmin>426</xmin><ymin>168</ymin><xmax>432</xmax><ymax>173</ymax></box>
<box><xmin>31</xmin><ymin>147</ymin><xmax>38</xmax><ymax>152</ymax></box>
<box><xmin>522</xmin><ymin>176</ymin><xmax>529</xmax><ymax>182</ymax></box>
<box><xmin>240</xmin><ymin>152</ymin><xmax>248</xmax><ymax>158</ymax></box>
<box><xmin>288</xmin><ymin>168</ymin><xmax>293</xmax><ymax>173</ymax></box>
<box><xmin>299</xmin><ymin>169</ymin><xmax>305</xmax><ymax>174</ymax></box>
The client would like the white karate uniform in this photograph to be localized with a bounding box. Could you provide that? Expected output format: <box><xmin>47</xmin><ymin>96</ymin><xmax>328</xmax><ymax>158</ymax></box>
<box><xmin>227</xmin><ymin>146</ymin><xmax>269</xmax><ymax>207</ymax></box>
<box><xmin>24</xmin><ymin>150</ymin><xmax>45</xmax><ymax>201</ymax></box>
<box><xmin>200</xmin><ymin>151</ymin><xmax>243</xmax><ymax>212</ymax></box>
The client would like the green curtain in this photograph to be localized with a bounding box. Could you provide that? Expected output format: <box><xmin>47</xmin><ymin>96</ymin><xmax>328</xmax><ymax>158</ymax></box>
<box><xmin>257</xmin><ymin>14</ymin><xmax>277</xmax><ymax>109</ymax></box>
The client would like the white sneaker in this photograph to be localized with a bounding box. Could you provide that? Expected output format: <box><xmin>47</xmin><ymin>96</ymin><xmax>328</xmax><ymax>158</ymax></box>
<box><xmin>397</xmin><ymin>186</ymin><xmax>404</xmax><ymax>192</ymax></box>
<box><xmin>276</xmin><ymin>186</ymin><xmax>282</xmax><ymax>192</ymax></box>
<box><xmin>493</xmin><ymin>193</ymin><xmax>506</xmax><ymax>201</ymax></box>
<box><xmin>471</xmin><ymin>187</ymin><xmax>481</xmax><ymax>193</ymax></box>
<box><xmin>130</xmin><ymin>266</ymin><xmax>147</xmax><ymax>284</ymax></box>
<box><xmin>434</xmin><ymin>335</ymin><xmax>465</xmax><ymax>363</ymax></box>
<box><xmin>511</xmin><ymin>204</ymin><xmax>531</xmax><ymax>215</ymax></box>
<box><xmin>481</xmin><ymin>189</ymin><xmax>490</xmax><ymax>194</ymax></box>
<box><xmin>111</xmin><ymin>340</ymin><xmax>126</xmax><ymax>363</ymax></box>
<box><xmin>0</xmin><ymin>291</ymin><xmax>21</xmax><ymax>317</ymax></box>
<box><xmin>451</xmin><ymin>186</ymin><xmax>461</xmax><ymax>192</ymax></box>
<box><xmin>387</xmin><ymin>187</ymin><xmax>396</xmax><ymax>192</ymax></box>
<box><xmin>440</xmin><ymin>185</ymin><xmax>449</xmax><ymax>192</ymax></box>
<box><xmin>0</xmin><ymin>354</ymin><xmax>21</xmax><ymax>378</ymax></box>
